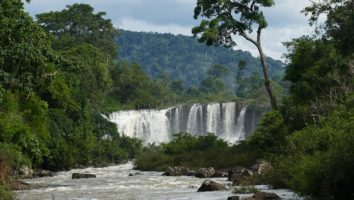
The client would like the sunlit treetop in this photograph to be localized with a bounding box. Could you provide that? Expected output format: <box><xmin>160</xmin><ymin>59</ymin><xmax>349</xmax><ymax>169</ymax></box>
<box><xmin>192</xmin><ymin>0</ymin><xmax>274</xmax><ymax>47</ymax></box>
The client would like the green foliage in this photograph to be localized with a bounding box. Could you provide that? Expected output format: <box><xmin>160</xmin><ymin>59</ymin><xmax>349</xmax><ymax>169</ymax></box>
<box><xmin>0</xmin><ymin>0</ymin><xmax>55</xmax><ymax>94</ymax></box>
<box><xmin>161</xmin><ymin>133</ymin><xmax>227</xmax><ymax>154</ymax></box>
<box><xmin>136</xmin><ymin>134</ymin><xmax>260</xmax><ymax>171</ymax></box>
<box><xmin>117</xmin><ymin>30</ymin><xmax>285</xmax><ymax>91</ymax></box>
<box><xmin>0</xmin><ymin>1</ymin><xmax>144</xmax><ymax>174</ymax></box>
<box><xmin>282</xmin><ymin>110</ymin><xmax>354</xmax><ymax>200</ymax></box>
<box><xmin>0</xmin><ymin>92</ymin><xmax>48</xmax><ymax>167</ymax></box>
<box><xmin>36</xmin><ymin>3</ymin><xmax>117</xmax><ymax>58</ymax></box>
<box><xmin>282</xmin><ymin>37</ymin><xmax>352</xmax><ymax>132</ymax></box>
<box><xmin>259</xmin><ymin>2</ymin><xmax>354</xmax><ymax>199</ymax></box>
<box><xmin>0</xmin><ymin>143</ymin><xmax>30</xmax><ymax>173</ymax></box>
<box><xmin>246</xmin><ymin>111</ymin><xmax>288</xmax><ymax>154</ymax></box>
<box><xmin>109</xmin><ymin>62</ymin><xmax>158</xmax><ymax>109</ymax></box>
<box><xmin>192</xmin><ymin>0</ymin><xmax>279</xmax><ymax>109</ymax></box>
<box><xmin>233</xmin><ymin>185</ymin><xmax>259</xmax><ymax>194</ymax></box>
<box><xmin>0</xmin><ymin>184</ymin><xmax>13</xmax><ymax>200</ymax></box>
<box><xmin>192</xmin><ymin>0</ymin><xmax>274</xmax><ymax>47</ymax></box>
<box><xmin>303</xmin><ymin>0</ymin><xmax>354</xmax><ymax>56</ymax></box>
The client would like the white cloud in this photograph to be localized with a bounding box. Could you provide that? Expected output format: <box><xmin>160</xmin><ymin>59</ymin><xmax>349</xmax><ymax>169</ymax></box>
<box><xmin>233</xmin><ymin>26</ymin><xmax>312</xmax><ymax>60</ymax></box>
<box><xmin>117</xmin><ymin>18</ymin><xmax>192</xmax><ymax>36</ymax></box>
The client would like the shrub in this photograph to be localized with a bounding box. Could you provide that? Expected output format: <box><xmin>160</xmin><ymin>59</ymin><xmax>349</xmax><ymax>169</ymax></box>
<box><xmin>246</xmin><ymin>111</ymin><xmax>288</xmax><ymax>155</ymax></box>
<box><xmin>0</xmin><ymin>151</ymin><xmax>13</xmax><ymax>200</ymax></box>
<box><xmin>283</xmin><ymin>110</ymin><xmax>354</xmax><ymax>200</ymax></box>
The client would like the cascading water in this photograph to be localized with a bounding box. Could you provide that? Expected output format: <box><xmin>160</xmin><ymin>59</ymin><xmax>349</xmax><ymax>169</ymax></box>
<box><xmin>108</xmin><ymin>109</ymin><xmax>171</xmax><ymax>144</ymax></box>
<box><xmin>107</xmin><ymin>102</ymin><xmax>253</xmax><ymax>145</ymax></box>
<box><xmin>220</xmin><ymin>102</ymin><xmax>236</xmax><ymax>142</ymax></box>
<box><xmin>232</xmin><ymin>106</ymin><xmax>248</xmax><ymax>143</ymax></box>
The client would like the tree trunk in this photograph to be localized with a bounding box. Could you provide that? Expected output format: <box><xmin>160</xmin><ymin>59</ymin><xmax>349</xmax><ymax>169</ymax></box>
<box><xmin>256</xmin><ymin>42</ymin><xmax>278</xmax><ymax>110</ymax></box>
<box><xmin>240</xmin><ymin>28</ymin><xmax>278</xmax><ymax>110</ymax></box>
<box><xmin>255</xmin><ymin>27</ymin><xmax>277</xmax><ymax>109</ymax></box>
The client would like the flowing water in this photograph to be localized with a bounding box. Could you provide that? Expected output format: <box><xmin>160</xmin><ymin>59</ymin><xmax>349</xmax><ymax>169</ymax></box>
<box><xmin>16</xmin><ymin>162</ymin><xmax>302</xmax><ymax>200</ymax></box>
<box><xmin>107</xmin><ymin>102</ymin><xmax>259</xmax><ymax>145</ymax></box>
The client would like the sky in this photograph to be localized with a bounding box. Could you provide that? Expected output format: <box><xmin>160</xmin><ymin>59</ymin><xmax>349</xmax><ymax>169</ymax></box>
<box><xmin>24</xmin><ymin>0</ymin><xmax>314</xmax><ymax>60</ymax></box>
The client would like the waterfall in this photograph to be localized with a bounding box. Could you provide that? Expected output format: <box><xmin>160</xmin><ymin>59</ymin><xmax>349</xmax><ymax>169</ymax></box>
<box><xmin>186</xmin><ymin>104</ymin><xmax>203</xmax><ymax>135</ymax></box>
<box><xmin>221</xmin><ymin>102</ymin><xmax>236</xmax><ymax>142</ymax></box>
<box><xmin>107</xmin><ymin>102</ymin><xmax>255</xmax><ymax>145</ymax></box>
<box><xmin>206</xmin><ymin>103</ymin><xmax>221</xmax><ymax>135</ymax></box>
<box><xmin>232</xmin><ymin>106</ymin><xmax>248</xmax><ymax>143</ymax></box>
<box><xmin>108</xmin><ymin>109</ymin><xmax>171</xmax><ymax>145</ymax></box>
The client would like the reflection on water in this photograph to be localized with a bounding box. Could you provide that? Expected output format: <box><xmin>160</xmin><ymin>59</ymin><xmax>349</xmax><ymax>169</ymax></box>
<box><xmin>16</xmin><ymin>162</ymin><xmax>301</xmax><ymax>200</ymax></box>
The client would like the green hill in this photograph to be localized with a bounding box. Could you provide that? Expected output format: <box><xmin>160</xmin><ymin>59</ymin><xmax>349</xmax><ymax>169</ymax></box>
<box><xmin>116</xmin><ymin>29</ymin><xmax>285</xmax><ymax>92</ymax></box>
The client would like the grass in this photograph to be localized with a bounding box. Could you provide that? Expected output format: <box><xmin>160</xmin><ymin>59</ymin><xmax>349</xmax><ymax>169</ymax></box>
<box><xmin>233</xmin><ymin>185</ymin><xmax>259</xmax><ymax>194</ymax></box>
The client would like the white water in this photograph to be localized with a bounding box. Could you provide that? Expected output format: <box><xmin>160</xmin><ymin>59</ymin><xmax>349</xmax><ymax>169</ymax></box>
<box><xmin>234</xmin><ymin>106</ymin><xmax>248</xmax><ymax>143</ymax></box>
<box><xmin>108</xmin><ymin>109</ymin><xmax>171</xmax><ymax>144</ymax></box>
<box><xmin>221</xmin><ymin>102</ymin><xmax>237</xmax><ymax>142</ymax></box>
<box><xmin>16</xmin><ymin>163</ymin><xmax>302</xmax><ymax>200</ymax></box>
<box><xmin>206</xmin><ymin>103</ymin><xmax>221</xmax><ymax>135</ymax></box>
<box><xmin>107</xmin><ymin>102</ymin><xmax>250</xmax><ymax>145</ymax></box>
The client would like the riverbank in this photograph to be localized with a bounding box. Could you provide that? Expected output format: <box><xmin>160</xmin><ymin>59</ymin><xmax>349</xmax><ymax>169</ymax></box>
<box><xmin>16</xmin><ymin>162</ymin><xmax>301</xmax><ymax>200</ymax></box>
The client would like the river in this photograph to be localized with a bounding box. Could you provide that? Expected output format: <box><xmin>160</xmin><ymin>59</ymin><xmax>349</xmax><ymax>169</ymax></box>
<box><xmin>16</xmin><ymin>162</ymin><xmax>301</xmax><ymax>200</ymax></box>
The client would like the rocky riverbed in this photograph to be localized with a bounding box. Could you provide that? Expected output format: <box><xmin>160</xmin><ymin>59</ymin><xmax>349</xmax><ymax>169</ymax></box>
<box><xmin>16</xmin><ymin>162</ymin><xmax>302</xmax><ymax>200</ymax></box>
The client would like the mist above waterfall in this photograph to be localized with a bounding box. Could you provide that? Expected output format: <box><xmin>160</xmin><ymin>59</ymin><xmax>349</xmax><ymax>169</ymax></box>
<box><xmin>108</xmin><ymin>102</ymin><xmax>260</xmax><ymax>145</ymax></box>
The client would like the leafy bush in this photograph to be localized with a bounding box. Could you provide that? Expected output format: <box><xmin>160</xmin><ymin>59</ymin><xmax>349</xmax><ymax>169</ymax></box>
<box><xmin>0</xmin><ymin>184</ymin><xmax>12</xmax><ymax>200</ymax></box>
<box><xmin>161</xmin><ymin>133</ymin><xmax>227</xmax><ymax>154</ymax></box>
<box><xmin>136</xmin><ymin>134</ymin><xmax>260</xmax><ymax>171</ymax></box>
<box><xmin>246</xmin><ymin>111</ymin><xmax>288</xmax><ymax>154</ymax></box>
<box><xmin>282</xmin><ymin>110</ymin><xmax>354</xmax><ymax>200</ymax></box>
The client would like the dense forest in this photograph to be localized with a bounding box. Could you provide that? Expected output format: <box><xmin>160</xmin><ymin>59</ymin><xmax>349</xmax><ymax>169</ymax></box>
<box><xmin>117</xmin><ymin>30</ymin><xmax>286</xmax><ymax>91</ymax></box>
<box><xmin>0</xmin><ymin>2</ymin><xmax>146</xmax><ymax>197</ymax></box>
<box><xmin>116</xmin><ymin>30</ymin><xmax>287</xmax><ymax>106</ymax></box>
<box><xmin>0</xmin><ymin>0</ymin><xmax>353</xmax><ymax>200</ymax></box>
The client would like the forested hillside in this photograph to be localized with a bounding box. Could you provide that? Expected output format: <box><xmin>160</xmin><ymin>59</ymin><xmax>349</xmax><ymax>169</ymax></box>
<box><xmin>117</xmin><ymin>30</ymin><xmax>285</xmax><ymax>92</ymax></box>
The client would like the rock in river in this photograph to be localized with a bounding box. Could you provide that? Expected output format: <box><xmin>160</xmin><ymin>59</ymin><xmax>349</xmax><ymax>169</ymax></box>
<box><xmin>72</xmin><ymin>173</ymin><xmax>96</xmax><ymax>179</ymax></box>
<box><xmin>244</xmin><ymin>192</ymin><xmax>281</xmax><ymax>200</ymax></box>
<box><xmin>197</xmin><ymin>180</ymin><xmax>227</xmax><ymax>192</ymax></box>
<box><xmin>227</xmin><ymin>196</ymin><xmax>240</xmax><ymax>200</ymax></box>
<box><xmin>228</xmin><ymin>167</ymin><xmax>253</xmax><ymax>185</ymax></box>
<box><xmin>195</xmin><ymin>167</ymin><xmax>215</xmax><ymax>178</ymax></box>
<box><xmin>164</xmin><ymin>166</ymin><xmax>194</xmax><ymax>176</ymax></box>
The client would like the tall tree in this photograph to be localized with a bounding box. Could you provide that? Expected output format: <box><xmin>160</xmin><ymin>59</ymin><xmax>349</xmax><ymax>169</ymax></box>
<box><xmin>36</xmin><ymin>3</ymin><xmax>117</xmax><ymax>58</ymax></box>
<box><xmin>0</xmin><ymin>0</ymin><xmax>55</xmax><ymax>94</ymax></box>
<box><xmin>303</xmin><ymin>0</ymin><xmax>354</xmax><ymax>56</ymax></box>
<box><xmin>192</xmin><ymin>0</ymin><xmax>278</xmax><ymax>109</ymax></box>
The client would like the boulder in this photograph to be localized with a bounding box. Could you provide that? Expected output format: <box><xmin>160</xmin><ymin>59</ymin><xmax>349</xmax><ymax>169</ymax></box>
<box><xmin>252</xmin><ymin>160</ymin><xmax>273</xmax><ymax>175</ymax></box>
<box><xmin>228</xmin><ymin>167</ymin><xmax>253</xmax><ymax>185</ymax></box>
<box><xmin>72</xmin><ymin>173</ymin><xmax>96</xmax><ymax>179</ymax></box>
<box><xmin>227</xmin><ymin>196</ymin><xmax>240</xmax><ymax>200</ymax></box>
<box><xmin>244</xmin><ymin>192</ymin><xmax>281</xmax><ymax>200</ymax></box>
<box><xmin>164</xmin><ymin>166</ymin><xmax>194</xmax><ymax>176</ymax></box>
<box><xmin>129</xmin><ymin>172</ymin><xmax>143</xmax><ymax>176</ymax></box>
<box><xmin>195</xmin><ymin>167</ymin><xmax>215</xmax><ymax>178</ymax></box>
<box><xmin>212</xmin><ymin>170</ymin><xmax>228</xmax><ymax>178</ymax></box>
<box><xmin>33</xmin><ymin>169</ymin><xmax>54</xmax><ymax>178</ymax></box>
<box><xmin>18</xmin><ymin>165</ymin><xmax>33</xmax><ymax>179</ymax></box>
<box><xmin>11</xmin><ymin>181</ymin><xmax>30</xmax><ymax>190</ymax></box>
<box><xmin>197</xmin><ymin>180</ymin><xmax>227</xmax><ymax>192</ymax></box>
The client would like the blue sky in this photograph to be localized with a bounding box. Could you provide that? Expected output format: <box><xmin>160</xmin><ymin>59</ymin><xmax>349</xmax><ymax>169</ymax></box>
<box><xmin>25</xmin><ymin>0</ymin><xmax>313</xmax><ymax>60</ymax></box>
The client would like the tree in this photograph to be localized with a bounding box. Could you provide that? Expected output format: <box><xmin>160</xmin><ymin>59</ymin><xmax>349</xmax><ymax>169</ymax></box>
<box><xmin>192</xmin><ymin>0</ymin><xmax>278</xmax><ymax>109</ymax></box>
<box><xmin>303</xmin><ymin>0</ymin><xmax>354</xmax><ymax>56</ymax></box>
<box><xmin>201</xmin><ymin>64</ymin><xmax>229</xmax><ymax>94</ymax></box>
<box><xmin>207</xmin><ymin>64</ymin><xmax>229</xmax><ymax>78</ymax></box>
<box><xmin>36</xmin><ymin>3</ymin><xmax>118</xmax><ymax>58</ymax></box>
<box><xmin>0</xmin><ymin>0</ymin><xmax>55</xmax><ymax>94</ymax></box>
